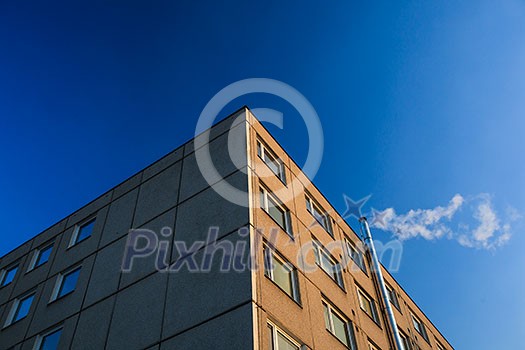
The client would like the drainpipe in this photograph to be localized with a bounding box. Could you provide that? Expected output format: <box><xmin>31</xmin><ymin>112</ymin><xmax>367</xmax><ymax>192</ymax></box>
<box><xmin>359</xmin><ymin>217</ymin><xmax>404</xmax><ymax>350</ymax></box>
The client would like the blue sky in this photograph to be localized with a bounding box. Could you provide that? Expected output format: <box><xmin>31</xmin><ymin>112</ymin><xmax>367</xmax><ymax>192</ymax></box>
<box><xmin>1</xmin><ymin>1</ymin><xmax>524</xmax><ymax>348</ymax></box>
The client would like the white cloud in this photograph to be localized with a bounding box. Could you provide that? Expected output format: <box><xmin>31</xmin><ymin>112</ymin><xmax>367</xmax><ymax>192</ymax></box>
<box><xmin>371</xmin><ymin>194</ymin><xmax>520</xmax><ymax>250</ymax></box>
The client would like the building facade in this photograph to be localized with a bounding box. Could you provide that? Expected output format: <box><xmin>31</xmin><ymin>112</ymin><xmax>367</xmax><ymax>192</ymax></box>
<box><xmin>0</xmin><ymin>107</ymin><xmax>453</xmax><ymax>350</ymax></box>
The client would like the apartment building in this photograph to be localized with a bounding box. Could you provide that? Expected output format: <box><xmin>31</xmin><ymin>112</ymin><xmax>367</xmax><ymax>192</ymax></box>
<box><xmin>0</xmin><ymin>107</ymin><xmax>453</xmax><ymax>350</ymax></box>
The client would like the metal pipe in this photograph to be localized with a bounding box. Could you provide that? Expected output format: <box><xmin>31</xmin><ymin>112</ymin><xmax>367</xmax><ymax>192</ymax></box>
<box><xmin>359</xmin><ymin>216</ymin><xmax>404</xmax><ymax>350</ymax></box>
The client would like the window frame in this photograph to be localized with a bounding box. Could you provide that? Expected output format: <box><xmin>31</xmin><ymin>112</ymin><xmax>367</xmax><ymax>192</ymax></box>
<box><xmin>305</xmin><ymin>194</ymin><xmax>334</xmax><ymax>236</ymax></box>
<box><xmin>345</xmin><ymin>238</ymin><xmax>367</xmax><ymax>274</ymax></box>
<box><xmin>50</xmin><ymin>266</ymin><xmax>82</xmax><ymax>302</ymax></box>
<box><xmin>263</xmin><ymin>243</ymin><xmax>301</xmax><ymax>304</ymax></box>
<box><xmin>259</xmin><ymin>186</ymin><xmax>292</xmax><ymax>236</ymax></box>
<box><xmin>322</xmin><ymin>299</ymin><xmax>357</xmax><ymax>349</ymax></box>
<box><xmin>267</xmin><ymin>321</ymin><xmax>302</xmax><ymax>350</ymax></box>
<box><xmin>410</xmin><ymin>312</ymin><xmax>429</xmax><ymax>343</ymax></box>
<box><xmin>356</xmin><ymin>286</ymin><xmax>381</xmax><ymax>325</ymax></box>
<box><xmin>257</xmin><ymin>139</ymin><xmax>287</xmax><ymax>184</ymax></box>
<box><xmin>3</xmin><ymin>291</ymin><xmax>36</xmax><ymax>327</ymax></box>
<box><xmin>0</xmin><ymin>263</ymin><xmax>19</xmax><ymax>288</ymax></box>
<box><xmin>34</xmin><ymin>326</ymin><xmax>63</xmax><ymax>350</ymax></box>
<box><xmin>385</xmin><ymin>283</ymin><xmax>401</xmax><ymax>311</ymax></box>
<box><xmin>28</xmin><ymin>242</ymin><xmax>54</xmax><ymax>272</ymax></box>
<box><xmin>69</xmin><ymin>217</ymin><xmax>96</xmax><ymax>247</ymax></box>
<box><xmin>399</xmin><ymin>329</ymin><xmax>412</xmax><ymax>350</ymax></box>
<box><xmin>312</xmin><ymin>240</ymin><xmax>344</xmax><ymax>289</ymax></box>
<box><xmin>368</xmin><ymin>341</ymin><xmax>381</xmax><ymax>350</ymax></box>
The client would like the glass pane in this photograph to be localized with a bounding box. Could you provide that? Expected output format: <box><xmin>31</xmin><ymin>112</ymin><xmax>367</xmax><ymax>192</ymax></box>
<box><xmin>76</xmin><ymin>219</ymin><xmax>95</xmax><ymax>243</ymax></box>
<box><xmin>14</xmin><ymin>294</ymin><xmax>34</xmax><ymax>322</ymax></box>
<box><xmin>320</xmin><ymin>252</ymin><xmax>336</xmax><ymax>279</ymax></box>
<box><xmin>58</xmin><ymin>268</ymin><xmax>81</xmax><ymax>298</ymax></box>
<box><xmin>268</xmin><ymin>324</ymin><xmax>274</xmax><ymax>350</ymax></box>
<box><xmin>265</xmin><ymin>152</ymin><xmax>281</xmax><ymax>176</ymax></box>
<box><xmin>323</xmin><ymin>304</ymin><xmax>330</xmax><ymax>330</ymax></box>
<box><xmin>40</xmin><ymin>328</ymin><xmax>62</xmax><ymax>350</ymax></box>
<box><xmin>359</xmin><ymin>292</ymin><xmax>373</xmax><ymax>316</ymax></box>
<box><xmin>332</xmin><ymin>312</ymin><xmax>349</xmax><ymax>346</ymax></box>
<box><xmin>1</xmin><ymin>266</ymin><xmax>18</xmax><ymax>286</ymax></box>
<box><xmin>36</xmin><ymin>245</ymin><xmax>53</xmax><ymax>267</ymax></box>
<box><xmin>273</xmin><ymin>256</ymin><xmax>293</xmax><ymax>296</ymax></box>
<box><xmin>277</xmin><ymin>331</ymin><xmax>299</xmax><ymax>350</ymax></box>
<box><xmin>268</xmin><ymin>198</ymin><xmax>285</xmax><ymax>228</ymax></box>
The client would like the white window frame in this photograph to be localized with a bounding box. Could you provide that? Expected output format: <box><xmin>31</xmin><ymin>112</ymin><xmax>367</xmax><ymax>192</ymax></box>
<box><xmin>3</xmin><ymin>291</ymin><xmax>35</xmax><ymax>327</ymax></box>
<box><xmin>267</xmin><ymin>321</ymin><xmax>302</xmax><ymax>350</ymax></box>
<box><xmin>322</xmin><ymin>299</ymin><xmax>356</xmax><ymax>349</ymax></box>
<box><xmin>313</xmin><ymin>240</ymin><xmax>344</xmax><ymax>288</ymax></box>
<box><xmin>305</xmin><ymin>195</ymin><xmax>334</xmax><ymax>236</ymax></box>
<box><xmin>263</xmin><ymin>244</ymin><xmax>301</xmax><ymax>303</ymax></box>
<box><xmin>28</xmin><ymin>242</ymin><xmax>54</xmax><ymax>272</ymax></box>
<box><xmin>435</xmin><ymin>340</ymin><xmax>446</xmax><ymax>350</ymax></box>
<box><xmin>399</xmin><ymin>329</ymin><xmax>411</xmax><ymax>350</ymax></box>
<box><xmin>0</xmin><ymin>264</ymin><xmax>19</xmax><ymax>287</ymax></box>
<box><xmin>50</xmin><ymin>266</ymin><xmax>81</xmax><ymax>302</ymax></box>
<box><xmin>257</xmin><ymin>140</ymin><xmax>286</xmax><ymax>184</ymax></box>
<box><xmin>33</xmin><ymin>325</ymin><xmax>63</xmax><ymax>350</ymax></box>
<box><xmin>410</xmin><ymin>312</ymin><xmax>429</xmax><ymax>342</ymax></box>
<box><xmin>357</xmin><ymin>286</ymin><xmax>380</xmax><ymax>324</ymax></box>
<box><xmin>259</xmin><ymin>186</ymin><xmax>292</xmax><ymax>236</ymax></box>
<box><xmin>385</xmin><ymin>283</ymin><xmax>400</xmax><ymax>310</ymax></box>
<box><xmin>368</xmin><ymin>341</ymin><xmax>380</xmax><ymax>350</ymax></box>
<box><xmin>345</xmin><ymin>239</ymin><xmax>367</xmax><ymax>273</ymax></box>
<box><xmin>69</xmin><ymin>217</ymin><xmax>96</xmax><ymax>247</ymax></box>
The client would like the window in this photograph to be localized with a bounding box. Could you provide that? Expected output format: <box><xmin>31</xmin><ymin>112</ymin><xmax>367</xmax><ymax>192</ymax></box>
<box><xmin>51</xmin><ymin>267</ymin><xmax>81</xmax><ymax>301</ymax></box>
<box><xmin>264</xmin><ymin>244</ymin><xmax>301</xmax><ymax>303</ymax></box>
<box><xmin>69</xmin><ymin>218</ymin><xmax>96</xmax><ymax>246</ymax></box>
<box><xmin>386</xmin><ymin>284</ymin><xmax>400</xmax><ymax>310</ymax></box>
<box><xmin>435</xmin><ymin>340</ymin><xmax>446</xmax><ymax>350</ymax></box>
<box><xmin>29</xmin><ymin>243</ymin><xmax>54</xmax><ymax>271</ymax></box>
<box><xmin>322</xmin><ymin>300</ymin><xmax>356</xmax><ymax>349</ymax></box>
<box><xmin>267</xmin><ymin>322</ymin><xmax>301</xmax><ymax>350</ymax></box>
<box><xmin>346</xmin><ymin>240</ymin><xmax>366</xmax><ymax>273</ymax></box>
<box><xmin>260</xmin><ymin>187</ymin><xmax>292</xmax><ymax>235</ymax></box>
<box><xmin>305</xmin><ymin>195</ymin><xmax>333</xmax><ymax>236</ymax></box>
<box><xmin>357</xmin><ymin>287</ymin><xmax>380</xmax><ymax>324</ymax></box>
<box><xmin>411</xmin><ymin>313</ymin><xmax>429</xmax><ymax>342</ymax></box>
<box><xmin>36</xmin><ymin>327</ymin><xmax>63</xmax><ymax>350</ymax></box>
<box><xmin>257</xmin><ymin>140</ymin><xmax>286</xmax><ymax>184</ymax></box>
<box><xmin>313</xmin><ymin>241</ymin><xmax>344</xmax><ymax>288</ymax></box>
<box><xmin>368</xmin><ymin>341</ymin><xmax>380</xmax><ymax>350</ymax></box>
<box><xmin>0</xmin><ymin>264</ymin><xmax>18</xmax><ymax>287</ymax></box>
<box><xmin>4</xmin><ymin>292</ymin><xmax>35</xmax><ymax>327</ymax></box>
<box><xmin>399</xmin><ymin>329</ymin><xmax>411</xmax><ymax>350</ymax></box>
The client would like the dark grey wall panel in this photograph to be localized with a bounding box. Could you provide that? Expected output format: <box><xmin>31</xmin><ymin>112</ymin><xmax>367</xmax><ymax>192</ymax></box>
<box><xmin>113</xmin><ymin>172</ymin><xmax>142</xmax><ymax>200</ymax></box>
<box><xmin>83</xmin><ymin>237</ymin><xmax>126</xmax><ymax>308</ymax></box>
<box><xmin>160</xmin><ymin>303</ymin><xmax>253</xmax><ymax>350</ymax></box>
<box><xmin>142</xmin><ymin>146</ymin><xmax>184</xmax><ymax>182</ymax></box>
<box><xmin>99</xmin><ymin>188</ymin><xmax>139</xmax><ymax>248</ymax></box>
<box><xmin>106</xmin><ymin>273</ymin><xmax>167</xmax><ymax>350</ymax></box>
<box><xmin>179</xmin><ymin>122</ymin><xmax>248</xmax><ymax>203</ymax></box>
<box><xmin>163</xmin><ymin>231</ymin><xmax>252</xmax><ymax>339</ymax></box>
<box><xmin>133</xmin><ymin>162</ymin><xmax>181</xmax><ymax>227</ymax></box>
<box><xmin>120</xmin><ymin>209</ymin><xmax>176</xmax><ymax>289</ymax></box>
<box><xmin>173</xmin><ymin>171</ymin><xmax>249</xmax><ymax>249</ymax></box>
<box><xmin>70</xmin><ymin>295</ymin><xmax>115</xmax><ymax>350</ymax></box>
